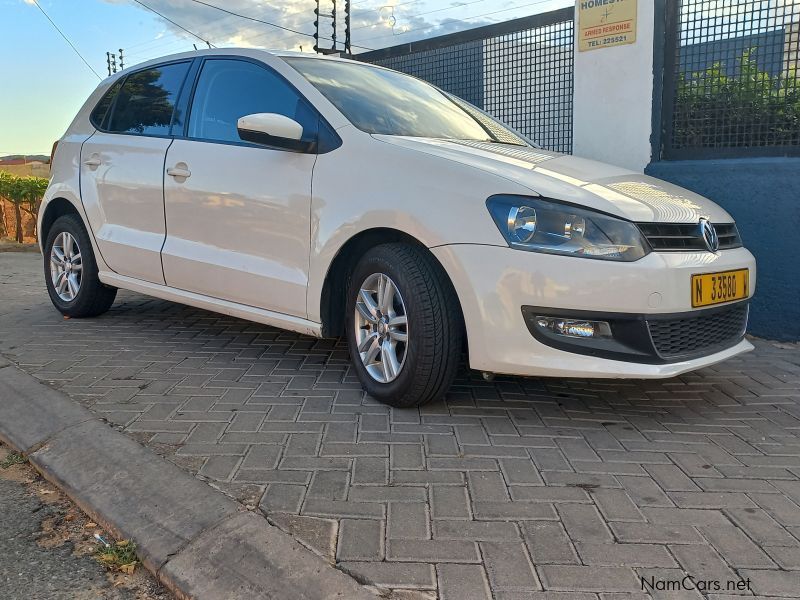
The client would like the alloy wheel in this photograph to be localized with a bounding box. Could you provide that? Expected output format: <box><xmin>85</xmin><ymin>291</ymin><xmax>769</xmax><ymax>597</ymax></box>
<box><xmin>353</xmin><ymin>272</ymin><xmax>409</xmax><ymax>383</ymax></box>
<box><xmin>50</xmin><ymin>231</ymin><xmax>82</xmax><ymax>302</ymax></box>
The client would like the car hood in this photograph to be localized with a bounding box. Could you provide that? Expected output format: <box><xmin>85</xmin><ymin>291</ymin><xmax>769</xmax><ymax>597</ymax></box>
<box><xmin>373</xmin><ymin>136</ymin><xmax>733</xmax><ymax>223</ymax></box>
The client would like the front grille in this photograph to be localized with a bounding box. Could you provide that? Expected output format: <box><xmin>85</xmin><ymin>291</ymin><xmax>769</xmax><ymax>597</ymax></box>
<box><xmin>637</xmin><ymin>222</ymin><xmax>742</xmax><ymax>251</ymax></box>
<box><xmin>646</xmin><ymin>303</ymin><xmax>748</xmax><ymax>359</ymax></box>
<box><xmin>715</xmin><ymin>223</ymin><xmax>742</xmax><ymax>249</ymax></box>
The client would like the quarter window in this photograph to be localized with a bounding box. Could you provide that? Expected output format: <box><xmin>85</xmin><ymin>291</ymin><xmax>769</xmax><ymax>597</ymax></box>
<box><xmin>107</xmin><ymin>62</ymin><xmax>190</xmax><ymax>136</ymax></box>
<box><xmin>188</xmin><ymin>59</ymin><xmax>318</xmax><ymax>144</ymax></box>
<box><xmin>90</xmin><ymin>80</ymin><xmax>123</xmax><ymax>129</ymax></box>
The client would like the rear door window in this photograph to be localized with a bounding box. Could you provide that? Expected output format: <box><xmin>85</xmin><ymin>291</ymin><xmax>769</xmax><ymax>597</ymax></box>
<box><xmin>107</xmin><ymin>62</ymin><xmax>191</xmax><ymax>136</ymax></box>
<box><xmin>187</xmin><ymin>59</ymin><xmax>318</xmax><ymax>144</ymax></box>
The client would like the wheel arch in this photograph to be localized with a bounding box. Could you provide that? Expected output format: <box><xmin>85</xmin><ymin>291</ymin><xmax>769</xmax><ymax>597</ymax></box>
<box><xmin>40</xmin><ymin>197</ymin><xmax>82</xmax><ymax>248</ymax></box>
<box><xmin>318</xmin><ymin>228</ymin><xmax>466</xmax><ymax>349</ymax></box>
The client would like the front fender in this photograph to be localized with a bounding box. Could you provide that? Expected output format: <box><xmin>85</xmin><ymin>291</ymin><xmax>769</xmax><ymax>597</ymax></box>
<box><xmin>305</xmin><ymin>132</ymin><xmax>529</xmax><ymax>323</ymax></box>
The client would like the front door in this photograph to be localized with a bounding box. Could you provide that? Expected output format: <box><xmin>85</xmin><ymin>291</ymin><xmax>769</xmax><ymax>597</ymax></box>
<box><xmin>161</xmin><ymin>58</ymin><xmax>318</xmax><ymax>318</ymax></box>
<box><xmin>79</xmin><ymin>61</ymin><xmax>191</xmax><ymax>284</ymax></box>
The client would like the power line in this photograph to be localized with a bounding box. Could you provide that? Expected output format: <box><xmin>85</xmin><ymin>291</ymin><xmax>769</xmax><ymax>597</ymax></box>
<box><xmin>181</xmin><ymin>0</ymin><xmax>374</xmax><ymax>51</ymax></box>
<box><xmin>124</xmin><ymin>0</ymin><xmax>370</xmax><ymax>60</ymax></box>
<box><xmin>124</xmin><ymin>38</ymin><xmax>199</xmax><ymax>61</ymax></box>
<box><xmin>351</xmin><ymin>0</ymin><xmax>494</xmax><ymax>33</ymax></box>
<box><xmin>350</xmin><ymin>0</ymin><xmax>424</xmax><ymax>16</ymax></box>
<box><xmin>123</xmin><ymin>11</ymin><xmax>244</xmax><ymax>51</ymax></box>
<box><xmin>128</xmin><ymin>0</ymin><xmax>381</xmax><ymax>57</ymax></box>
<box><xmin>125</xmin><ymin>23</ymin><xmax>241</xmax><ymax>58</ymax></box>
<box><xmin>125</xmin><ymin>10</ymin><xmax>310</xmax><ymax>59</ymax></box>
<box><xmin>397</xmin><ymin>0</ymin><xmax>496</xmax><ymax>20</ymax></box>
<box><xmin>359</xmin><ymin>0</ymin><xmax>562</xmax><ymax>44</ymax></box>
<box><xmin>131</xmin><ymin>0</ymin><xmax>216</xmax><ymax>48</ymax></box>
<box><xmin>187</xmin><ymin>0</ymin><xmax>312</xmax><ymax>38</ymax></box>
<box><xmin>125</xmin><ymin>23</ymin><xmax>298</xmax><ymax>62</ymax></box>
<box><xmin>29</xmin><ymin>0</ymin><xmax>101</xmax><ymax>79</ymax></box>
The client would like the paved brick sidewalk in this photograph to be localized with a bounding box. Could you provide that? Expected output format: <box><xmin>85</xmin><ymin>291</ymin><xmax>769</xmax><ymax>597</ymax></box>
<box><xmin>2</xmin><ymin>252</ymin><xmax>800</xmax><ymax>599</ymax></box>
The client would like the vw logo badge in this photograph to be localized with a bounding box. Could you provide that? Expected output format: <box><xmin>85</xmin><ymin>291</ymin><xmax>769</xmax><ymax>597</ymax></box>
<box><xmin>699</xmin><ymin>218</ymin><xmax>719</xmax><ymax>252</ymax></box>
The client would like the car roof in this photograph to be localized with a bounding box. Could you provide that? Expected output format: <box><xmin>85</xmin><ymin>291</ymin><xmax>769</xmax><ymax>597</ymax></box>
<box><xmin>113</xmin><ymin>47</ymin><xmax>360</xmax><ymax>77</ymax></box>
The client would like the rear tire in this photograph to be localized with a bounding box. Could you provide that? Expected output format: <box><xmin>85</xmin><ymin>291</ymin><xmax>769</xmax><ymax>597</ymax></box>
<box><xmin>44</xmin><ymin>214</ymin><xmax>116</xmax><ymax>318</ymax></box>
<box><xmin>345</xmin><ymin>243</ymin><xmax>462</xmax><ymax>407</ymax></box>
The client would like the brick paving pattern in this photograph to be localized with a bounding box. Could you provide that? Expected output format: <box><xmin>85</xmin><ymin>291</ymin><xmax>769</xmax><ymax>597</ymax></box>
<box><xmin>2</xmin><ymin>253</ymin><xmax>800</xmax><ymax>599</ymax></box>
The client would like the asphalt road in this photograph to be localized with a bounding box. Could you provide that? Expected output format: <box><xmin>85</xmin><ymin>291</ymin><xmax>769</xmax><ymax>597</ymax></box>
<box><xmin>0</xmin><ymin>462</ymin><xmax>162</xmax><ymax>600</ymax></box>
<box><xmin>0</xmin><ymin>438</ymin><xmax>172</xmax><ymax>600</ymax></box>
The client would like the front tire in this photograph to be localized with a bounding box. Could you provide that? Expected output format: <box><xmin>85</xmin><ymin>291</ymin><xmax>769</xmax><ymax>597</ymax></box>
<box><xmin>44</xmin><ymin>214</ymin><xmax>116</xmax><ymax>318</ymax></box>
<box><xmin>345</xmin><ymin>243</ymin><xmax>462</xmax><ymax>407</ymax></box>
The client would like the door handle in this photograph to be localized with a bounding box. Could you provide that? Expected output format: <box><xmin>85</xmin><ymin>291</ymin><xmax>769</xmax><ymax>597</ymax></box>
<box><xmin>167</xmin><ymin>164</ymin><xmax>191</xmax><ymax>179</ymax></box>
<box><xmin>83</xmin><ymin>156</ymin><xmax>101</xmax><ymax>167</ymax></box>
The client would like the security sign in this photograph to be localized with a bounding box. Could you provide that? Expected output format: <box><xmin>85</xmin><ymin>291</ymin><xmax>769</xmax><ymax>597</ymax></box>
<box><xmin>578</xmin><ymin>0</ymin><xmax>637</xmax><ymax>52</ymax></box>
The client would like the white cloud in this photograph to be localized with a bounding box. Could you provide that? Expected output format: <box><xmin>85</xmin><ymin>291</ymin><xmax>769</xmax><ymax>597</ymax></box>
<box><xmin>111</xmin><ymin>0</ymin><xmax>495</xmax><ymax>58</ymax></box>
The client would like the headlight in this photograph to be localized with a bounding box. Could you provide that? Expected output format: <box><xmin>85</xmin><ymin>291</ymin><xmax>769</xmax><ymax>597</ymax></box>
<box><xmin>487</xmin><ymin>195</ymin><xmax>650</xmax><ymax>262</ymax></box>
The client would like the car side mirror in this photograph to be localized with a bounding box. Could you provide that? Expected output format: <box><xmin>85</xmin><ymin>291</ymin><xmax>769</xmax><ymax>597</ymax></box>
<box><xmin>237</xmin><ymin>113</ymin><xmax>315</xmax><ymax>153</ymax></box>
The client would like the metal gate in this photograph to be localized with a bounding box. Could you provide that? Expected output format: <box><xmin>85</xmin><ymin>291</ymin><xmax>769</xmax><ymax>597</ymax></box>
<box><xmin>661</xmin><ymin>0</ymin><xmax>800</xmax><ymax>159</ymax></box>
<box><xmin>357</xmin><ymin>8</ymin><xmax>575</xmax><ymax>154</ymax></box>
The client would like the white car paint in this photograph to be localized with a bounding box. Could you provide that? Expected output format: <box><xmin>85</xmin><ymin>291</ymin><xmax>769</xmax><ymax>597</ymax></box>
<box><xmin>237</xmin><ymin>113</ymin><xmax>304</xmax><ymax>141</ymax></box>
<box><xmin>39</xmin><ymin>48</ymin><xmax>756</xmax><ymax>381</ymax></box>
<box><xmin>162</xmin><ymin>137</ymin><xmax>315</xmax><ymax>317</ymax></box>
<box><xmin>80</xmin><ymin>132</ymin><xmax>171</xmax><ymax>284</ymax></box>
<box><xmin>433</xmin><ymin>244</ymin><xmax>755</xmax><ymax>377</ymax></box>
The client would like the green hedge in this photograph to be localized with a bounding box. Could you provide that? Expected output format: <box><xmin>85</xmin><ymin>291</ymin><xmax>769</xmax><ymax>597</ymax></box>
<box><xmin>673</xmin><ymin>50</ymin><xmax>800</xmax><ymax>149</ymax></box>
<box><xmin>0</xmin><ymin>172</ymin><xmax>48</xmax><ymax>242</ymax></box>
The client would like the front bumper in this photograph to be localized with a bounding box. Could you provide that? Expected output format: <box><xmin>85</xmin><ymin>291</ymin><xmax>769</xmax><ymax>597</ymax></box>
<box><xmin>431</xmin><ymin>244</ymin><xmax>757</xmax><ymax>378</ymax></box>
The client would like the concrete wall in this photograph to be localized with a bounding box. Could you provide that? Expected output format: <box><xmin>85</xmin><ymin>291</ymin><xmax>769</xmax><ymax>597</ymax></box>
<box><xmin>573</xmin><ymin>0</ymin><xmax>655</xmax><ymax>172</ymax></box>
<box><xmin>646</xmin><ymin>158</ymin><xmax>800</xmax><ymax>341</ymax></box>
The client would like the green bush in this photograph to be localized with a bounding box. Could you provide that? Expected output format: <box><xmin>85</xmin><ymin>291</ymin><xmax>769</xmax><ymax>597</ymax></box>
<box><xmin>673</xmin><ymin>49</ymin><xmax>800</xmax><ymax>149</ymax></box>
<box><xmin>0</xmin><ymin>172</ymin><xmax>48</xmax><ymax>242</ymax></box>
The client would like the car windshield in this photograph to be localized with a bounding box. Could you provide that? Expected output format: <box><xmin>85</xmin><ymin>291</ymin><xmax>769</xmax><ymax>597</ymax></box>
<box><xmin>284</xmin><ymin>56</ymin><xmax>529</xmax><ymax>146</ymax></box>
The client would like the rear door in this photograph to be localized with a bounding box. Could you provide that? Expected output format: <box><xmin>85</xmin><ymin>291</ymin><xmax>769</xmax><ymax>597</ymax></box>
<box><xmin>161</xmin><ymin>57</ymin><xmax>318</xmax><ymax>317</ymax></box>
<box><xmin>79</xmin><ymin>61</ymin><xmax>192</xmax><ymax>284</ymax></box>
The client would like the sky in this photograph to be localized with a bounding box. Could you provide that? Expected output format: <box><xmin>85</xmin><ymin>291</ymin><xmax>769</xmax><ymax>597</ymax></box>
<box><xmin>0</xmin><ymin>0</ymin><xmax>571</xmax><ymax>155</ymax></box>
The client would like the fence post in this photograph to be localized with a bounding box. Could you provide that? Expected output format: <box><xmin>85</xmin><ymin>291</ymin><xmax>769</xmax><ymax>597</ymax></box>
<box><xmin>572</xmin><ymin>0</ymin><xmax>661</xmax><ymax>172</ymax></box>
<box><xmin>650</xmin><ymin>0</ymin><xmax>670</xmax><ymax>164</ymax></box>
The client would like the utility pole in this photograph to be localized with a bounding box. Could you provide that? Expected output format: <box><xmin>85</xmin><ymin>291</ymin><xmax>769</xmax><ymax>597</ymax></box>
<box><xmin>313</xmin><ymin>0</ymin><xmax>320</xmax><ymax>53</ymax></box>
<box><xmin>331</xmin><ymin>0</ymin><xmax>337</xmax><ymax>52</ymax></box>
<box><xmin>313</xmin><ymin>0</ymin><xmax>339</xmax><ymax>55</ymax></box>
<box><xmin>105</xmin><ymin>49</ymin><xmax>125</xmax><ymax>76</ymax></box>
<box><xmin>344</xmin><ymin>0</ymin><xmax>351</xmax><ymax>55</ymax></box>
<box><xmin>106</xmin><ymin>52</ymin><xmax>117</xmax><ymax>76</ymax></box>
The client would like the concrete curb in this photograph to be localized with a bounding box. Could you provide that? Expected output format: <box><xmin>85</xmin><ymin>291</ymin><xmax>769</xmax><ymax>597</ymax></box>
<box><xmin>0</xmin><ymin>362</ymin><xmax>377</xmax><ymax>600</ymax></box>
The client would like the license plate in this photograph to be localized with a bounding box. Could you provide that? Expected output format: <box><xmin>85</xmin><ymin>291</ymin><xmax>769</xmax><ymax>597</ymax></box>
<box><xmin>691</xmin><ymin>269</ymin><xmax>749</xmax><ymax>308</ymax></box>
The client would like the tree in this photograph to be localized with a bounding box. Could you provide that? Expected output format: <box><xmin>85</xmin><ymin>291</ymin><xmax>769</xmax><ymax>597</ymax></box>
<box><xmin>7</xmin><ymin>177</ymin><xmax>27</xmax><ymax>243</ymax></box>
<box><xmin>0</xmin><ymin>171</ymin><xmax>11</xmax><ymax>239</ymax></box>
<box><xmin>18</xmin><ymin>176</ymin><xmax>48</xmax><ymax>239</ymax></box>
<box><xmin>111</xmin><ymin>68</ymin><xmax>175</xmax><ymax>133</ymax></box>
<box><xmin>0</xmin><ymin>173</ymin><xmax>48</xmax><ymax>243</ymax></box>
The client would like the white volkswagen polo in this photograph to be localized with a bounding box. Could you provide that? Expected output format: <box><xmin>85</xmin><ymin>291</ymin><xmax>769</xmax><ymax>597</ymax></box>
<box><xmin>40</xmin><ymin>49</ymin><xmax>756</xmax><ymax>406</ymax></box>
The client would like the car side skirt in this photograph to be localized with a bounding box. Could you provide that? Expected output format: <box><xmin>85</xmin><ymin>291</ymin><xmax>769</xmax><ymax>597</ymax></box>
<box><xmin>98</xmin><ymin>272</ymin><xmax>323</xmax><ymax>338</ymax></box>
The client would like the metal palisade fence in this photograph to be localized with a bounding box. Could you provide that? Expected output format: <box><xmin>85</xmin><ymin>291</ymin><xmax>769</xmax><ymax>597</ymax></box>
<box><xmin>357</xmin><ymin>7</ymin><xmax>575</xmax><ymax>154</ymax></box>
<box><xmin>661</xmin><ymin>0</ymin><xmax>800</xmax><ymax>159</ymax></box>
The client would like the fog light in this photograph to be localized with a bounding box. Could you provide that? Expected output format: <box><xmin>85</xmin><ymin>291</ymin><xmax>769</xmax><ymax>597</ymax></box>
<box><xmin>535</xmin><ymin>317</ymin><xmax>611</xmax><ymax>339</ymax></box>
